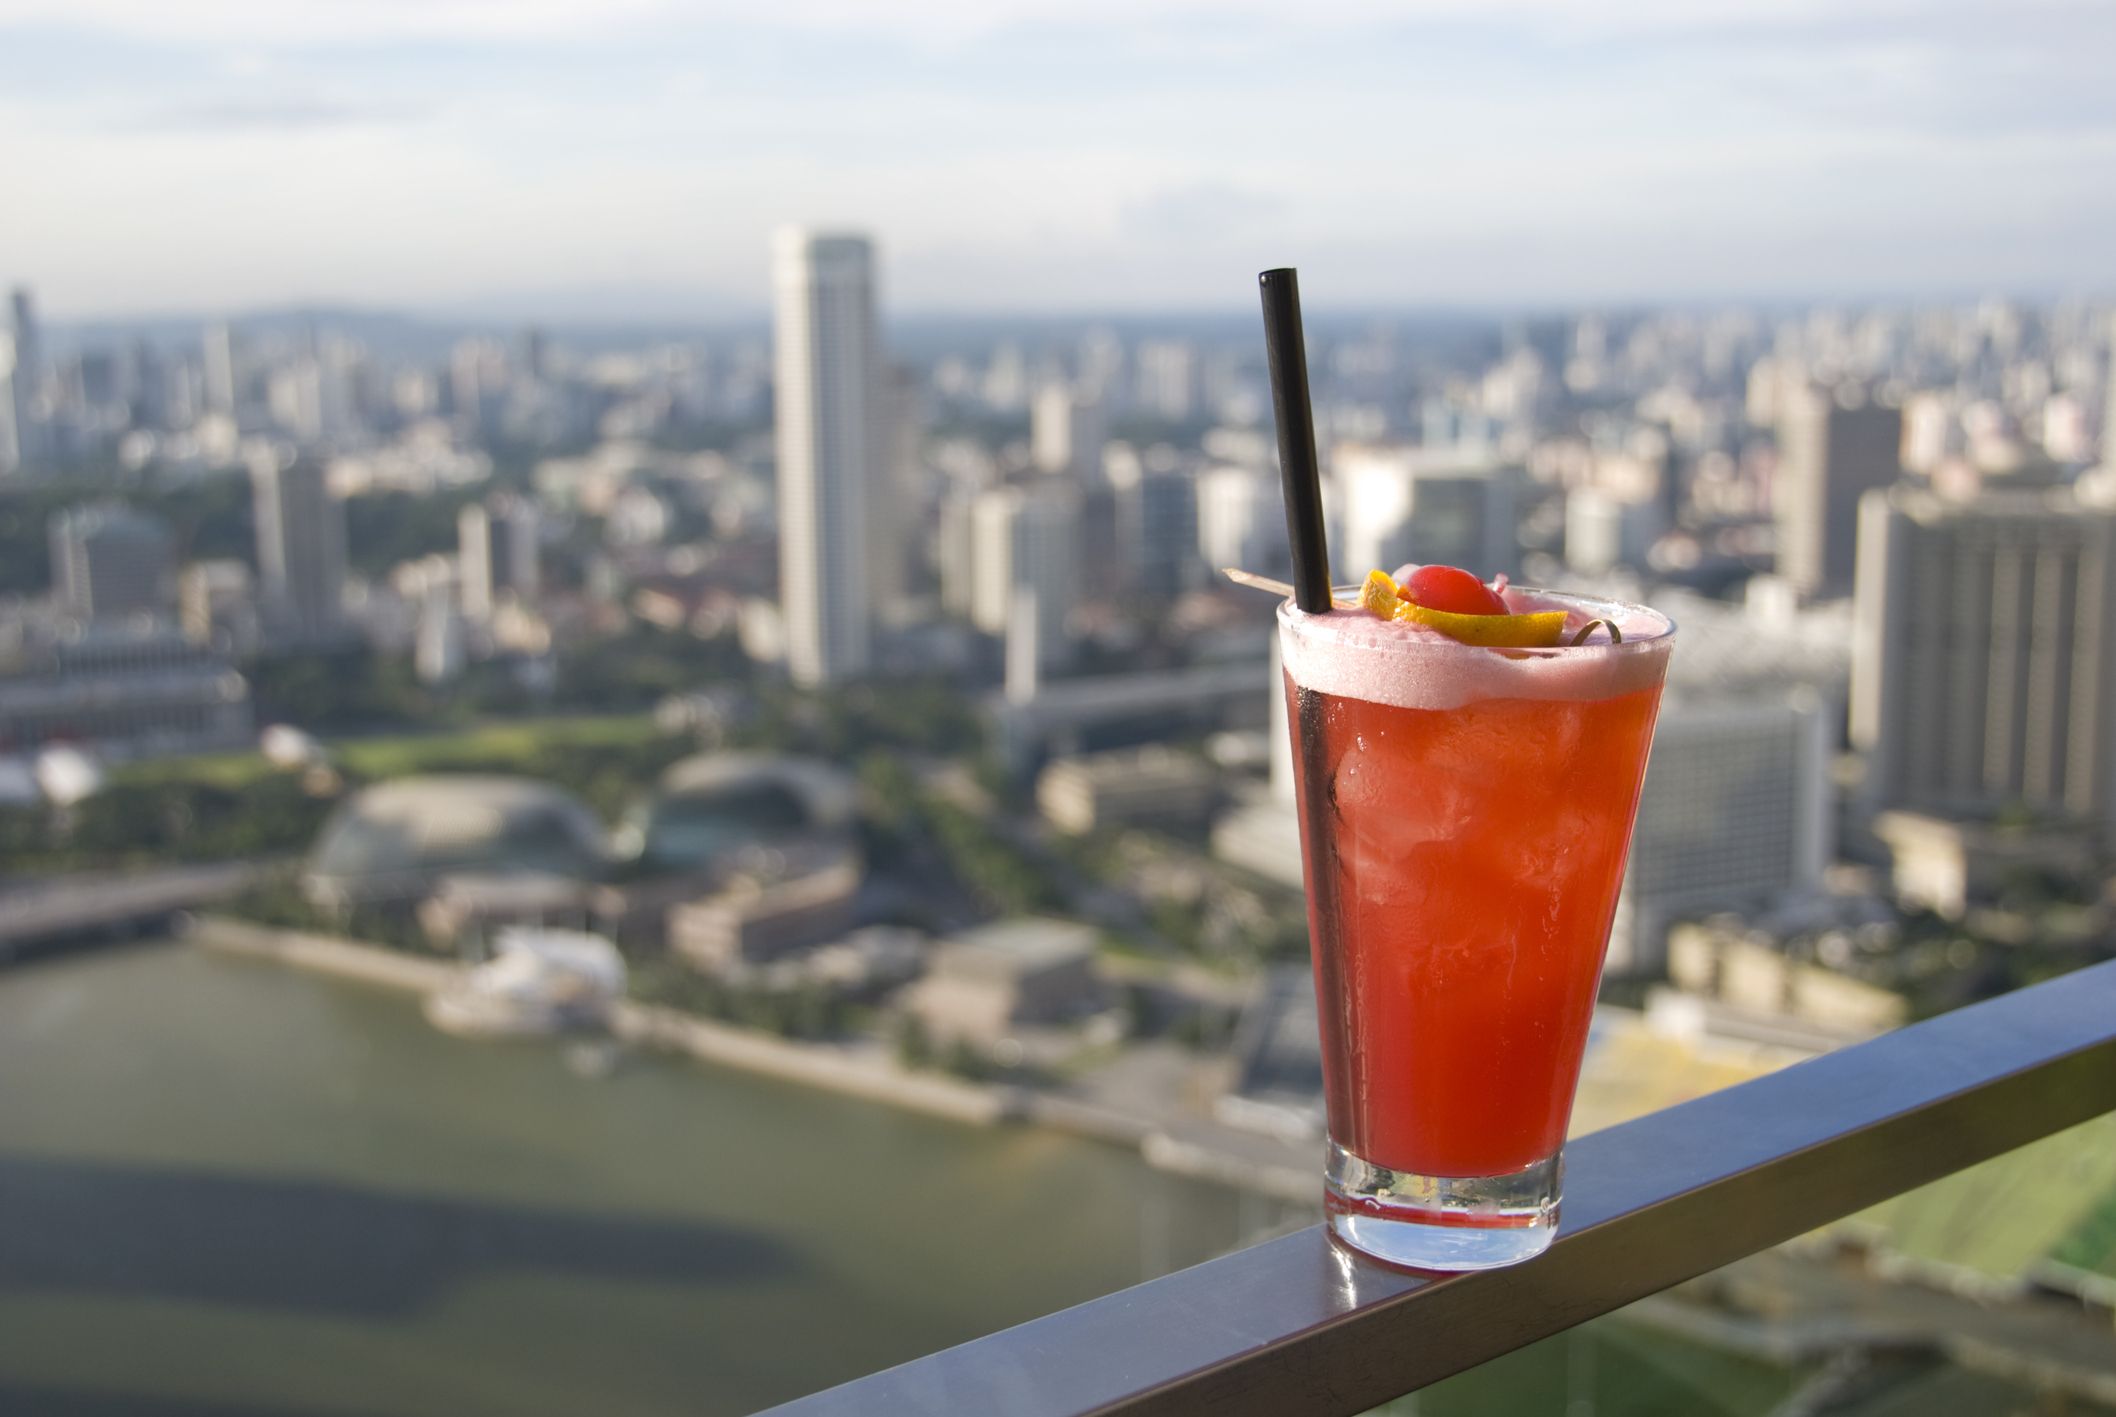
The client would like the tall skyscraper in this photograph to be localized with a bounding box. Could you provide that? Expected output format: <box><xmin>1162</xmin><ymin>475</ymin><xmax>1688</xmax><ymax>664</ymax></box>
<box><xmin>0</xmin><ymin>332</ymin><xmax>22</xmax><ymax>475</ymax></box>
<box><xmin>968</xmin><ymin>482</ymin><xmax>1078</xmax><ymax>668</ymax></box>
<box><xmin>1134</xmin><ymin>340</ymin><xmax>1200</xmax><ymax>423</ymax></box>
<box><xmin>9</xmin><ymin>286</ymin><xmax>43</xmax><ymax>472</ymax></box>
<box><xmin>1196</xmin><ymin>464</ymin><xmax>1288</xmax><ymax>578</ymax></box>
<box><xmin>252</xmin><ymin>457</ymin><xmax>347</xmax><ymax>638</ymax></box>
<box><xmin>1031</xmin><ymin>382</ymin><xmax>1105</xmax><ymax>481</ymax></box>
<box><xmin>1852</xmin><ymin>485</ymin><xmax>2116</xmax><ymax>837</ymax></box>
<box><xmin>203</xmin><ymin>322</ymin><xmax>240</xmax><ymax>417</ymax></box>
<box><xmin>773</xmin><ymin>228</ymin><xmax>882</xmax><ymax>687</ymax></box>
<box><xmin>1116</xmin><ymin>466</ymin><xmax>1201</xmax><ymax>598</ymax></box>
<box><xmin>1334</xmin><ymin>444</ymin><xmax>1519</xmax><ymax>583</ymax></box>
<box><xmin>49</xmin><ymin>503</ymin><xmax>176</xmax><ymax>622</ymax></box>
<box><xmin>1775</xmin><ymin>384</ymin><xmax>1902</xmax><ymax>597</ymax></box>
<box><xmin>458</xmin><ymin>494</ymin><xmax>541</xmax><ymax>623</ymax></box>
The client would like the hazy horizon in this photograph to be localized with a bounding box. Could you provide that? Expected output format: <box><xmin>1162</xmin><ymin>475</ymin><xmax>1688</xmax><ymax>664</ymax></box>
<box><xmin>32</xmin><ymin>282</ymin><xmax>2116</xmax><ymax>342</ymax></box>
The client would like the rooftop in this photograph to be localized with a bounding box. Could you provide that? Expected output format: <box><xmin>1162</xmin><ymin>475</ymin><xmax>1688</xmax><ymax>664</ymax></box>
<box><xmin>935</xmin><ymin>918</ymin><xmax>1099</xmax><ymax>983</ymax></box>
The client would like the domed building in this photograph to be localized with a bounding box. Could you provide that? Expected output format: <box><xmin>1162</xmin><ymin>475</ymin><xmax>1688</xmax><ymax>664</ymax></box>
<box><xmin>304</xmin><ymin>775</ymin><xmax>608</xmax><ymax>912</ymax></box>
<box><xmin>618</xmin><ymin>752</ymin><xmax>858</xmax><ymax>876</ymax></box>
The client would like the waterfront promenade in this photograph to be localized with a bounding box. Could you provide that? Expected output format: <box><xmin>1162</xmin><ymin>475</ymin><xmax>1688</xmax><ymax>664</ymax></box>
<box><xmin>185</xmin><ymin>915</ymin><xmax>1314</xmax><ymax>1196</ymax></box>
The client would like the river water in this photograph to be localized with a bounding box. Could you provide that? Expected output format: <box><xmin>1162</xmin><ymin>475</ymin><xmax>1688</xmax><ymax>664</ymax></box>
<box><xmin>0</xmin><ymin>943</ymin><xmax>1287</xmax><ymax>1416</ymax></box>
<box><xmin>0</xmin><ymin>943</ymin><xmax>1822</xmax><ymax>1417</ymax></box>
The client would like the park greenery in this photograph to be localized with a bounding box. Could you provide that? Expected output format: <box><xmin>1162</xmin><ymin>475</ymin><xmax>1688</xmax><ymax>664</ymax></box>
<box><xmin>0</xmin><ymin>713</ymin><xmax>689</xmax><ymax>876</ymax></box>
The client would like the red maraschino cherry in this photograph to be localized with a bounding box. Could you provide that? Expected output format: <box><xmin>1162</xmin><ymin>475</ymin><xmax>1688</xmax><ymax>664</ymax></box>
<box><xmin>1402</xmin><ymin>564</ymin><xmax>1507</xmax><ymax>616</ymax></box>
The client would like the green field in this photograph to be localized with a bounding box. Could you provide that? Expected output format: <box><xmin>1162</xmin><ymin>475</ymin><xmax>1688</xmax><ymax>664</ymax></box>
<box><xmin>1840</xmin><ymin>1113</ymin><xmax>2116</xmax><ymax>1285</ymax></box>
<box><xmin>112</xmin><ymin>714</ymin><xmax>666</xmax><ymax>791</ymax></box>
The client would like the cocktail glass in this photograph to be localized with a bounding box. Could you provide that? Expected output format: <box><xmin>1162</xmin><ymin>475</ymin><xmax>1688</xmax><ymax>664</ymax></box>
<box><xmin>1278</xmin><ymin>586</ymin><xmax>1674</xmax><ymax>1270</ymax></box>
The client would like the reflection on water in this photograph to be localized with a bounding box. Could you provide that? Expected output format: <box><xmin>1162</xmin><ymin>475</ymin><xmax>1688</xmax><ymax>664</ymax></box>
<box><xmin>0</xmin><ymin>1155</ymin><xmax>807</xmax><ymax>1315</ymax></box>
<box><xmin>0</xmin><ymin>944</ymin><xmax>1272</xmax><ymax>1416</ymax></box>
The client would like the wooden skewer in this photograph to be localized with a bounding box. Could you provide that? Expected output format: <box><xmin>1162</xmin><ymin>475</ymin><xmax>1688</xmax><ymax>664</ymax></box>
<box><xmin>1221</xmin><ymin>567</ymin><xmax>1352</xmax><ymax>610</ymax></box>
<box><xmin>1221</xmin><ymin>567</ymin><xmax>1297</xmax><ymax>597</ymax></box>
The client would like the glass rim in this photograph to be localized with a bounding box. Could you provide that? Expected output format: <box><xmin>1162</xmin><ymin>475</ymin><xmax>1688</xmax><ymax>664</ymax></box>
<box><xmin>1277</xmin><ymin>584</ymin><xmax>1677</xmax><ymax>657</ymax></box>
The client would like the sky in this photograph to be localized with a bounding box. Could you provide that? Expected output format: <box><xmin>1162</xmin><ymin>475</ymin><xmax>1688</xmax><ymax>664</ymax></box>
<box><xmin>2</xmin><ymin>0</ymin><xmax>2113</xmax><ymax>320</ymax></box>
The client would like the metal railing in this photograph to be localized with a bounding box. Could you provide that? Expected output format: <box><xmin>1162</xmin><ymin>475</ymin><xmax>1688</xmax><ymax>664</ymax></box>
<box><xmin>762</xmin><ymin>957</ymin><xmax>2116</xmax><ymax>1417</ymax></box>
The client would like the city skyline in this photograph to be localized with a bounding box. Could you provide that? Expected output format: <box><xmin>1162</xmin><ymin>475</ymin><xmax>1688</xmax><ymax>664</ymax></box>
<box><xmin>4</xmin><ymin>2</ymin><xmax>2114</xmax><ymax>318</ymax></box>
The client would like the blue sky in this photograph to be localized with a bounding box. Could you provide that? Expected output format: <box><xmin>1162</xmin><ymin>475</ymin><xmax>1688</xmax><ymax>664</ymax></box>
<box><xmin>2</xmin><ymin>0</ymin><xmax>2112</xmax><ymax>318</ymax></box>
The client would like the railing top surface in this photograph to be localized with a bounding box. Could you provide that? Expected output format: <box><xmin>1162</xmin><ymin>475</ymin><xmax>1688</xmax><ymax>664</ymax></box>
<box><xmin>760</xmin><ymin>959</ymin><xmax>2116</xmax><ymax>1417</ymax></box>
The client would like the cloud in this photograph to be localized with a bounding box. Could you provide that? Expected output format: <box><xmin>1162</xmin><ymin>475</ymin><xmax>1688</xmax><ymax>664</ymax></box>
<box><xmin>1</xmin><ymin>0</ymin><xmax>2111</xmax><ymax>314</ymax></box>
<box><xmin>0</xmin><ymin>0</ymin><xmax>668</xmax><ymax>44</ymax></box>
<box><xmin>1120</xmin><ymin>184</ymin><xmax>1287</xmax><ymax>244</ymax></box>
<box><xmin>116</xmin><ymin>98</ymin><xmax>430</xmax><ymax>132</ymax></box>
<box><xmin>0</xmin><ymin>0</ymin><xmax>1997</xmax><ymax>48</ymax></box>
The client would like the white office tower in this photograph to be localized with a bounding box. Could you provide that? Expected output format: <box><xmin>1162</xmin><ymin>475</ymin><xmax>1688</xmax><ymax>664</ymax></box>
<box><xmin>1267</xmin><ymin>634</ymin><xmax>1293</xmax><ymax>805</ymax></box>
<box><xmin>1031</xmin><ymin>382</ymin><xmax>1105</xmax><ymax>481</ymax></box>
<box><xmin>415</xmin><ymin>586</ymin><xmax>467</xmax><ymax>684</ymax></box>
<box><xmin>203</xmin><ymin>322</ymin><xmax>240</xmax><ymax>417</ymax></box>
<box><xmin>50</xmin><ymin>503</ymin><xmax>176</xmax><ymax>622</ymax></box>
<box><xmin>252</xmin><ymin>456</ymin><xmax>347</xmax><ymax>639</ymax></box>
<box><xmin>773</xmin><ymin>228</ymin><xmax>883</xmax><ymax>687</ymax></box>
<box><xmin>458</xmin><ymin>494</ymin><xmax>540</xmax><ymax>623</ymax></box>
<box><xmin>1209</xmin><ymin>635</ymin><xmax>1304</xmax><ymax>889</ymax></box>
<box><xmin>1608</xmin><ymin>697</ymin><xmax>1832</xmax><ymax>976</ymax></box>
<box><xmin>1565</xmin><ymin>487</ymin><xmax>1664</xmax><ymax>575</ymax></box>
<box><xmin>268</xmin><ymin>358</ymin><xmax>327</xmax><ymax>444</ymax></box>
<box><xmin>1334</xmin><ymin>444</ymin><xmax>1518</xmax><ymax>582</ymax></box>
<box><xmin>1197</xmin><ymin>464</ymin><xmax>1289</xmax><ymax>579</ymax></box>
<box><xmin>1852</xmin><ymin>485</ymin><xmax>2116</xmax><ymax>838</ymax></box>
<box><xmin>1134</xmin><ymin>341</ymin><xmax>1200</xmax><ymax>422</ymax></box>
<box><xmin>9</xmin><ymin>287</ymin><xmax>43</xmax><ymax>472</ymax></box>
<box><xmin>936</xmin><ymin>492</ymin><xmax>976</xmax><ymax>621</ymax></box>
<box><xmin>969</xmin><ymin>483</ymin><xmax>1077</xmax><ymax>668</ymax></box>
<box><xmin>1775</xmin><ymin>384</ymin><xmax>1902</xmax><ymax>598</ymax></box>
<box><xmin>1004</xmin><ymin>587</ymin><xmax>1041</xmax><ymax>705</ymax></box>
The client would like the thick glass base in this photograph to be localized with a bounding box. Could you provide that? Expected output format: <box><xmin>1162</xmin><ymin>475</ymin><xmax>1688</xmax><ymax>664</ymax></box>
<box><xmin>1324</xmin><ymin>1139</ymin><xmax>1560</xmax><ymax>1271</ymax></box>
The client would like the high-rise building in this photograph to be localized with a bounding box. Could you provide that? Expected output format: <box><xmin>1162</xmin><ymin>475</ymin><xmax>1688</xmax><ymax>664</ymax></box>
<box><xmin>9</xmin><ymin>286</ymin><xmax>43</xmax><ymax>472</ymax></box>
<box><xmin>415</xmin><ymin>586</ymin><xmax>467</xmax><ymax>684</ymax></box>
<box><xmin>773</xmin><ymin>228</ymin><xmax>882</xmax><ymax>687</ymax></box>
<box><xmin>179</xmin><ymin>559</ymin><xmax>259</xmax><ymax>653</ymax></box>
<box><xmin>1565</xmin><ymin>487</ymin><xmax>1665</xmax><ymax>575</ymax></box>
<box><xmin>1609</xmin><ymin>696</ymin><xmax>1833</xmax><ymax>975</ymax></box>
<box><xmin>1031</xmin><ymin>382</ymin><xmax>1105</xmax><ymax>481</ymax></box>
<box><xmin>1775</xmin><ymin>385</ymin><xmax>1902</xmax><ymax>597</ymax></box>
<box><xmin>1196</xmin><ymin>464</ymin><xmax>1289</xmax><ymax>578</ymax></box>
<box><xmin>202</xmin><ymin>322</ymin><xmax>240</xmax><ymax>417</ymax></box>
<box><xmin>968</xmin><ymin>482</ymin><xmax>1077</xmax><ymax>668</ymax></box>
<box><xmin>1852</xmin><ymin>485</ymin><xmax>2116</xmax><ymax>838</ymax></box>
<box><xmin>1334</xmin><ymin>444</ymin><xmax>1518</xmax><ymax>582</ymax></box>
<box><xmin>252</xmin><ymin>457</ymin><xmax>347</xmax><ymax>638</ymax></box>
<box><xmin>459</xmin><ymin>494</ymin><xmax>541</xmax><ymax>623</ymax></box>
<box><xmin>1118</xmin><ymin>467</ymin><xmax>1201</xmax><ymax>598</ymax></box>
<box><xmin>49</xmin><ymin>503</ymin><xmax>176</xmax><ymax>622</ymax></box>
<box><xmin>0</xmin><ymin>332</ymin><xmax>22</xmax><ymax>475</ymax></box>
<box><xmin>1134</xmin><ymin>341</ymin><xmax>1200</xmax><ymax>423</ymax></box>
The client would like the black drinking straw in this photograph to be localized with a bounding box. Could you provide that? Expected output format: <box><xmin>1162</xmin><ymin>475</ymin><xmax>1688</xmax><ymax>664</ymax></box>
<box><xmin>1259</xmin><ymin>268</ymin><xmax>1333</xmax><ymax>613</ymax></box>
<box><xmin>1260</xmin><ymin>269</ymin><xmax>1348</xmax><ymax>1095</ymax></box>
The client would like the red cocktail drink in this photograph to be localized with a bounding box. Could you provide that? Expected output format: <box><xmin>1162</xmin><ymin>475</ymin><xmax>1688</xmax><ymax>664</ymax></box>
<box><xmin>1279</xmin><ymin>585</ymin><xmax>1673</xmax><ymax>1269</ymax></box>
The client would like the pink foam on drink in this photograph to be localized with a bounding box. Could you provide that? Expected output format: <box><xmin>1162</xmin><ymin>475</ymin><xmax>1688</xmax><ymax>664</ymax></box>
<box><xmin>1277</xmin><ymin>587</ymin><xmax>1674</xmax><ymax>712</ymax></box>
